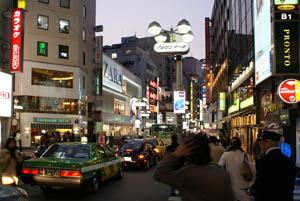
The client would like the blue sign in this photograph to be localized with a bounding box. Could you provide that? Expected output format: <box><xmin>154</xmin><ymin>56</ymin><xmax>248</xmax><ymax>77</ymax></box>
<box><xmin>174</xmin><ymin>91</ymin><xmax>185</xmax><ymax>114</ymax></box>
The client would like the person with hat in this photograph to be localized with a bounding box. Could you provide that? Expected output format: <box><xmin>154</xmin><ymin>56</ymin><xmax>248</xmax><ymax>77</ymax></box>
<box><xmin>251</xmin><ymin>130</ymin><xmax>296</xmax><ymax>201</ymax></box>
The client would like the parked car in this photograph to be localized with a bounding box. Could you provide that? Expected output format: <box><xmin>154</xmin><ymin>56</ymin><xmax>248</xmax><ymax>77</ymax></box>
<box><xmin>0</xmin><ymin>185</ymin><xmax>28</xmax><ymax>201</ymax></box>
<box><xmin>120</xmin><ymin>139</ymin><xmax>158</xmax><ymax>169</ymax></box>
<box><xmin>21</xmin><ymin>142</ymin><xmax>123</xmax><ymax>193</ymax></box>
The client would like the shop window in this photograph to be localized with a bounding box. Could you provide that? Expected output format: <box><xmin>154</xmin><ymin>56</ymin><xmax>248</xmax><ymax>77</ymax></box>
<box><xmin>114</xmin><ymin>99</ymin><xmax>125</xmax><ymax>115</ymax></box>
<box><xmin>32</xmin><ymin>68</ymin><xmax>73</xmax><ymax>88</ymax></box>
<box><xmin>60</xmin><ymin>0</ymin><xmax>70</xmax><ymax>8</ymax></box>
<box><xmin>82</xmin><ymin>5</ymin><xmax>86</xmax><ymax>19</ymax></box>
<box><xmin>37</xmin><ymin>15</ymin><xmax>48</xmax><ymax>30</ymax></box>
<box><xmin>59</xmin><ymin>45</ymin><xmax>69</xmax><ymax>59</ymax></box>
<box><xmin>39</xmin><ymin>0</ymin><xmax>49</xmax><ymax>3</ymax></box>
<box><xmin>59</xmin><ymin>19</ymin><xmax>69</xmax><ymax>33</ymax></box>
<box><xmin>37</xmin><ymin>41</ymin><xmax>48</xmax><ymax>56</ymax></box>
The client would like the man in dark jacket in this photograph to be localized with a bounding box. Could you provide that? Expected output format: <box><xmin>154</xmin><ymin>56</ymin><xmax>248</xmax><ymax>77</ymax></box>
<box><xmin>251</xmin><ymin>130</ymin><xmax>296</xmax><ymax>201</ymax></box>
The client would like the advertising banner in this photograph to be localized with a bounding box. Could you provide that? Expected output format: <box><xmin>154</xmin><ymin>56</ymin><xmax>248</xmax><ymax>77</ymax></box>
<box><xmin>274</xmin><ymin>0</ymin><xmax>298</xmax><ymax>5</ymax></box>
<box><xmin>0</xmin><ymin>72</ymin><xmax>12</xmax><ymax>117</ymax></box>
<box><xmin>174</xmin><ymin>91</ymin><xmax>185</xmax><ymax>114</ymax></box>
<box><xmin>11</xmin><ymin>9</ymin><xmax>24</xmax><ymax>72</ymax></box>
<box><xmin>278</xmin><ymin>79</ymin><xmax>300</xmax><ymax>104</ymax></box>
<box><xmin>102</xmin><ymin>54</ymin><xmax>123</xmax><ymax>93</ymax></box>
<box><xmin>254</xmin><ymin>0</ymin><xmax>272</xmax><ymax>85</ymax></box>
<box><xmin>219</xmin><ymin>92</ymin><xmax>226</xmax><ymax>111</ymax></box>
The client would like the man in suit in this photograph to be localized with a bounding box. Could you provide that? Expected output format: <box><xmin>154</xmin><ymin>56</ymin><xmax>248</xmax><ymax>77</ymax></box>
<box><xmin>251</xmin><ymin>130</ymin><xmax>296</xmax><ymax>201</ymax></box>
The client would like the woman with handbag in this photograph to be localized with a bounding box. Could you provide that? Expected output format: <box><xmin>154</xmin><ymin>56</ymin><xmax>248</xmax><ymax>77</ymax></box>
<box><xmin>219</xmin><ymin>137</ymin><xmax>255</xmax><ymax>201</ymax></box>
<box><xmin>0</xmin><ymin>137</ymin><xmax>25</xmax><ymax>186</ymax></box>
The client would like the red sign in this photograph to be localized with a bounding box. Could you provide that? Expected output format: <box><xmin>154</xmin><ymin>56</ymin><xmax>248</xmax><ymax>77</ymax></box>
<box><xmin>149</xmin><ymin>80</ymin><xmax>158</xmax><ymax>88</ymax></box>
<box><xmin>0</xmin><ymin>91</ymin><xmax>11</xmax><ymax>100</ymax></box>
<box><xmin>11</xmin><ymin>9</ymin><xmax>23</xmax><ymax>72</ymax></box>
<box><xmin>278</xmin><ymin>79</ymin><xmax>300</xmax><ymax>104</ymax></box>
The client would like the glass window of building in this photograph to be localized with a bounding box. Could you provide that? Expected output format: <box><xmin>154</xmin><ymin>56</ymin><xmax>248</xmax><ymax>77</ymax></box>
<box><xmin>114</xmin><ymin>99</ymin><xmax>125</xmax><ymax>115</ymax></box>
<box><xmin>60</xmin><ymin>0</ymin><xmax>70</xmax><ymax>8</ymax></box>
<box><xmin>59</xmin><ymin>19</ymin><xmax>69</xmax><ymax>33</ymax></box>
<box><xmin>59</xmin><ymin>45</ymin><xmax>69</xmax><ymax>59</ymax></box>
<box><xmin>83</xmin><ymin>76</ymin><xmax>85</xmax><ymax>90</ymax></box>
<box><xmin>111</xmin><ymin>53</ymin><xmax>117</xmax><ymax>59</ymax></box>
<box><xmin>39</xmin><ymin>0</ymin><xmax>49</xmax><ymax>3</ymax></box>
<box><xmin>82</xmin><ymin>5</ymin><xmax>86</xmax><ymax>18</ymax></box>
<box><xmin>37</xmin><ymin>41</ymin><xmax>48</xmax><ymax>56</ymax></box>
<box><xmin>83</xmin><ymin>28</ymin><xmax>86</xmax><ymax>41</ymax></box>
<box><xmin>125</xmin><ymin>49</ymin><xmax>132</xmax><ymax>55</ymax></box>
<box><xmin>83</xmin><ymin>52</ymin><xmax>86</xmax><ymax>65</ymax></box>
<box><xmin>32</xmin><ymin>68</ymin><xmax>73</xmax><ymax>88</ymax></box>
<box><xmin>37</xmin><ymin>15</ymin><xmax>48</xmax><ymax>30</ymax></box>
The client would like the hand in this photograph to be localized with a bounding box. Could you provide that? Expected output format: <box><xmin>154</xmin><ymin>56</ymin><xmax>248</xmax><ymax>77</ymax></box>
<box><xmin>174</xmin><ymin>138</ymin><xmax>198</xmax><ymax>158</ymax></box>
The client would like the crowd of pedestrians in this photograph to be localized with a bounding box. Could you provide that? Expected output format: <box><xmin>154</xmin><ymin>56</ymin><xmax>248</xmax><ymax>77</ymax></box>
<box><xmin>154</xmin><ymin>127</ymin><xmax>296</xmax><ymax>201</ymax></box>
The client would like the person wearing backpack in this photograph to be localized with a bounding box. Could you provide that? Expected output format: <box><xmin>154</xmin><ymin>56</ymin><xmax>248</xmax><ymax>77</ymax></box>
<box><xmin>219</xmin><ymin>137</ymin><xmax>255</xmax><ymax>201</ymax></box>
<box><xmin>0</xmin><ymin>137</ymin><xmax>25</xmax><ymax>186</ymax></box>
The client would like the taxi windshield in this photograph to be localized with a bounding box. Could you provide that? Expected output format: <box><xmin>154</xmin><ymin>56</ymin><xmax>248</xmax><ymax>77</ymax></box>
<box><xmin>42</xmin><ymin>144</ymin><xmax>90</xmax><ymax>159</ymax></box>
<box><xmin>120</xmin><ymin>141</ymin><xmax>144</xmax><ymax>152</ymax></box>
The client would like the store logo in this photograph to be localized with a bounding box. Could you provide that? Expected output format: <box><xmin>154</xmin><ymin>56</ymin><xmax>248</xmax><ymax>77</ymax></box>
<box><xmin>0</xmin><ymin>91</ymin><xmax>10</xmax><ymax>100</ymax></box>
<box><xmin>278</xmin><ymin>79</ymin><xmax>300</xmax><ymax>104</ymax></box>
<box><xmin>283</xmin><ymin>29</ymin><xmax>291</xmax><ymax>67</ymax></box>
<box><xmin>103</xmin><ymin>61</ymin><xmax>122</xmax><ymax>86</ymax></box>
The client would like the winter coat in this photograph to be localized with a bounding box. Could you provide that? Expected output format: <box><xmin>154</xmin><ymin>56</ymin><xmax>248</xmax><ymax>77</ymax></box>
<box><xmin>0</xmin><ymin>149</ymin><xmax>24</xmax><ymax>185</ymax></box>
<box><xmin>209</xmin><ymin>143</ymin><xmax>225</xmax><ymax>165</ymax></box>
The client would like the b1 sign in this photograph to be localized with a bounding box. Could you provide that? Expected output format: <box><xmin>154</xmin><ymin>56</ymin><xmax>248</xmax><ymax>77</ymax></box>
<box><xmin>278</xmin><ymin>79</ymin><xmax>300</xmax><ymax>104</ymax></box>
<box><xmin>0</xmin><ymin>72</ymin><xmax>12</xmax><ymax>117</ymax></box>
<box><xmin>154</xmin><ymin>43</ymin><xmax>189</xmax><ymax>55</ymax></box>
<box><xmin>174</xmin><ymin>91</ymin><xmax>185</xmax><ymax>114</ymax></box>
<box><xmin>11</xmin><ymin>9</ymin><xmax>23</xmax><ymax>72</ymax></box>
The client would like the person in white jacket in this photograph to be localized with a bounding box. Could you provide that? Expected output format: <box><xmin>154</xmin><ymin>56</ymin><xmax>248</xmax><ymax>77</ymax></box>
<box><xmin>219</xmin><ymin>137</ymin><xmax>255</xmax><ymax>201</ymax></box>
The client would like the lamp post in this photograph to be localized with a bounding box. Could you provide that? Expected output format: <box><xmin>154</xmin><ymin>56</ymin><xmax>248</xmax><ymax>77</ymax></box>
<box><xmin>148</xmin><ymin>19</ymin><xmax>194</xmax><ymax>140</ymax></box>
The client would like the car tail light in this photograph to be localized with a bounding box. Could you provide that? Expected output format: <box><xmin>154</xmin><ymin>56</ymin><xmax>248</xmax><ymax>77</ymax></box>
<box><xmin>138</xmin><ymin>154</ymin><xmax>145</xmax><ymax>159</ymax></box>
<box><xmin>125</xmin><ymin>149</ymin><xmax>133</xmax><ymax>152</ymax></box>
<box><xmin>22</xmin><ymin>168</ymin><xmax>39</xmax><ymax>175</ymax></box>
<box><xmin>60</xmin><ymin>170</ymin><xmax>81</xmax><ymax>177</ymax></box>
<box><xmin>154</xmin><ymin>148</ymin><xmax>160</xmax><ymax>153</ymax></box>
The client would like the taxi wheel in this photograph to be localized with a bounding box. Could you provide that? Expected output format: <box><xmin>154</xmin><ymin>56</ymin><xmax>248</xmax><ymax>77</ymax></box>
<box><xmin>144</xmin><ymin>160</ymin><xmax>150</xmax><ymax>170</ymax></box>
<box><xmin>91</xmin><ymin>174</ymin><xmax>100</xmax><ymax>193</ymax></box>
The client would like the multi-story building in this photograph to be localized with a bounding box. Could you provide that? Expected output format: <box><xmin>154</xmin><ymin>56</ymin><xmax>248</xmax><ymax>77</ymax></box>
<box><xmin>13</xmin><ymin>0</ymin><xmax>96</xmax><ymax>147</ymax></box>
<box><xmin>207</xmin><ymin>0</ymin><xmax>255</xmax><ymax>152</ymax></box>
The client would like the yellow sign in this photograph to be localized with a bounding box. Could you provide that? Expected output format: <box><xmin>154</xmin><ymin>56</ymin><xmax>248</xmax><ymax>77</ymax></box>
<box><xmin>18</xmin><ymin>0</ymin><xmax>26</xmax><ymax>9</ymax></box>
<box><xmin>278</xmin><ymin>5</ymin><xmax>296</xmax><ymax>10</ymax></box>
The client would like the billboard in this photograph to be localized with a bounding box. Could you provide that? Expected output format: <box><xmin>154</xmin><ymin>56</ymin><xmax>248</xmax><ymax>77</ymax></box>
<box><xmin>0</xmin><ymin>72</ymin><xmax>12</xmax><ymax>118</ymax></box>
<box><xmin>11</xmin><ymin>9</ymin><xmax>24</xmax><ymax>72</ymax></box>
<box><xmin>102</xmin><ymin>54</ymin><xmax>123</xmax><ymax>93</ymax></box>
<box><xmin>254</xmin><ymin>0</ymin><xmax>272</xmax><ymax>85</ymax></box>
<box><xmin>219</xmin><ymin>92</ymin><xmax>226</xmax><ymax>111</ymax></box>
<box><xmin>174</xmin><ymin>91</ymin><xmax>185</xmax><ymax>114</ymax></box>
<box><xmin>274</xmin><ymin>0</ymin><xmax>298</xmax><ymax>4</ymax></box>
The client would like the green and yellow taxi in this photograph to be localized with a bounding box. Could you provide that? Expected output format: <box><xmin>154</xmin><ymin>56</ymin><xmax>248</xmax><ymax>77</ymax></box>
<box><xmin>21</xmin><ymin>142</ymin><xmax>123</xmax><ymax>193</ymax></box>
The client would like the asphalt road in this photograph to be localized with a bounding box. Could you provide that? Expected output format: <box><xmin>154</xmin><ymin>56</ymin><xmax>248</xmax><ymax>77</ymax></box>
<box><xmin>21</xmin><ymin>166</ymin><xmax>169</xmax><ymax>201</ymax></box>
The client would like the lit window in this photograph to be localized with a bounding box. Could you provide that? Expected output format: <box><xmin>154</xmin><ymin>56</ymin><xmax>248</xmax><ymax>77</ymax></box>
<box><xmin>37</xmin><ymin>15</ymin><xmax>48</xmax><ymax>30</ymax></box>
<box><xmin>39</xmin><ymin>0</ymin><xmax>49</xmax><ymax>3</ymax></box>
<box><xmin>112</xmin><ymin>53</ymin><xmax>117</xmax><ymax>59</ymax></box>
<box><xmin>32</xmin><ymin>68</ymin><xmax>73</xmax><ymax>88</ymax></box>
<box><xmin>59</xmin><ymin>45</ymin><xmax>69</xmax><ymax>59</ymax></box>
<box><xmin>37</xmin><ymin>41</ymin><xmax>48</xmax><ymax>56</ymax></box>
<box><xmin>114</xmin><ymin>99</ymin><xmax>125</xmax><ymax>115</ymax></box>
<box><xmin>60</xmin><ymin>0</ymin><xmax>70</xmax><ymax>8</ymax></box>
<box><xmin>83</xmin><ymin>29</ymin><xmax>86</xmax><ymax>41</ymax></box>
<box><xmin>125</xmin><ymin>49</ymin><xmax>132</xmax><ymax>55</ymax></box>
<box><xmin>82</xmin><ymin>5</ymin><xmax>86</xmax><ymax>18</ymax></box>
<box><xmin>59</xmin><ymin>19</ymin><xmax>69</xmax><ymax>33</ymax></box>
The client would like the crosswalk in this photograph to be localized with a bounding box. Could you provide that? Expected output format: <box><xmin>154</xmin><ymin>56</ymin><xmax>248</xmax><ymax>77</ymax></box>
<box><xmin>294</xmin><ymin>179</ymin><xmax>300</xmax><ymax>201</ymax></box>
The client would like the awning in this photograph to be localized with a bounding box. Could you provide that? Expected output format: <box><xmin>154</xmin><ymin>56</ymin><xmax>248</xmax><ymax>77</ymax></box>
<box><xmin>216</xmin><ymin>107</ymin><xmax>256</xmax><ymax>124</ymax></box>
<box><xmin>31</xmin><ymin>124</ymin><xmax>73</xmax><ymax>129</ymax></box>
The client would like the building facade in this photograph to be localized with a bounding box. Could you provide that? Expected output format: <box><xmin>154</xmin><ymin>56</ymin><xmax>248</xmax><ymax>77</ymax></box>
<box><xmin>13</xmin><ymin>0</ymin><xmax>96</xmax><ymax>147</ymax></box>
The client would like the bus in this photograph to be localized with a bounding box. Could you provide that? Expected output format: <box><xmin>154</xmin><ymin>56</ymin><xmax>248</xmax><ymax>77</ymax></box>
<box><xmin>150</xmin><ymin>124</ymin><xmax>176</xmax><ymax>146</ymax></box>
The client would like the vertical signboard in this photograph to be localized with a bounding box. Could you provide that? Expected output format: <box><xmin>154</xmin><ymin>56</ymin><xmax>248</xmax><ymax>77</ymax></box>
<box><xmin>174</xmin><ymin>91</ymin><xmax>185</xmax><ymax>114</ymax></box>
<box><xmin>254</xmin><ymin>0</ymin><xmax>272</xmax><ymax>85</ymax></box>
<box><xmin>190</xmin><ymin>82</ymin><xmax>193</xmax><ymax>119</ymax></box>
<box><xmin>0</xmin><ymin>72</ymin><xmax>12</xmax><ymax>117</ymax></box>
<box><xmin>274</xmin><ymin>2</ymin><xmax>299</xmax><ymax>74</ymax></box>
<box><xmin>219</xmin><ymin>92</ymin><xmax>226</xmax><ymax>111</ymax></box>
<box><xmin>11</xmin><ymin>9</ymin><xmax>24</xmax><ymax>72</ymax></box>
<box><xmin>205</xmin><ymin>18</ymin><xmax>211</xmax><ymax>104</ymax></box>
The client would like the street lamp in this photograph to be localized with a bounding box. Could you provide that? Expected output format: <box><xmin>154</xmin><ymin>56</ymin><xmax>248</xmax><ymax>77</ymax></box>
<box><xmin>148</xmin><ymin>19</ymin><xmax>194</xmax><ymax>140</ymax></box>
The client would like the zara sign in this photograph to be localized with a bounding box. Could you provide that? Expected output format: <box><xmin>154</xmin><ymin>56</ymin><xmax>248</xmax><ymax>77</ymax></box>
<box><xmin>102</xmin><ymin>54</ymin><xmax>123</xmax><ymax>93</ymax></box>
<box><xmin>0</xmin><ymin>72</ymin><xmax>12</xmax><ymax>117</ymax></box>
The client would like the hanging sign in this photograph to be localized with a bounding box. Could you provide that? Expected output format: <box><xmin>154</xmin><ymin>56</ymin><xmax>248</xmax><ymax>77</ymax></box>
<box><xmin>278</xmin><ymin>79</ymin><xmax>300</xmax><ymax>104</ymax></box>
<box><xmin>11</xmin><ymin>9</ymin><xmax>24</xmax><ymax>72</ymax></box>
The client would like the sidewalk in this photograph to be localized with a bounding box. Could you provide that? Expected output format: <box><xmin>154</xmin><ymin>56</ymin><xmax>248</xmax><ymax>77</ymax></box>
<box><xmin>294</xmin><ymin>179</ymin><xmax>300</xmax><ymax>201</ymax></box>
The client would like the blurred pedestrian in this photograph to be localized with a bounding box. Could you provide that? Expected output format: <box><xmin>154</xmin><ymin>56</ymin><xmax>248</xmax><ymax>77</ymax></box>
<box><xmin>14</xmin><ymin>130</ymin><xmax>22</xmax><ymax>152</ymax></box>
<box><xmin>70</xmin><ymin>133</ymin><xmax>75</xmax><ymax>142</ymax></box>
<box><xmin>154</xmin><ymin>135</ymin><xmax>234</xmax><ymax>201</ymax></box>
<box><xmin>63</xmin><ymin>131</ymin><xmax>71</xmax><ymax>142</ymax></box>
<box><xmin>219</xmin><ymin>137</ymin><xmax>255</xmax><ymax>201</ymax></box>
<box><xmin>251</xmin><ymin>130</ymin><xmax>296</xmax><ymax>201</ymax></box>
<box><xmin>209</xmin><ymin>136</ymin><xmax>225</xmax><ymax>165</ymax></box>
<box><xmin>55</xmin><ymin>132</ymin><xmax>60</xmax><ymax>143</ymax></box>
<box><xmin>0</xmin><ymin>137</ymin><xmax>25</xmax><ymax>186</ymax></box>
<box><xmin>253</xmin><ymin>132</ymin><xmax>263</xmax><ymax>163</ymax></box>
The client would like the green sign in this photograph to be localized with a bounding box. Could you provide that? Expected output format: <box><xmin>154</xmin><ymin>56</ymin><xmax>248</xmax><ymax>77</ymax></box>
<box><xmin>233</xmin><ymin>92</ymin><xmax>238</xmax><ymax>105</ymax></box>
<box><xmin>37</xmin><ymin>41</ymin><xmax>47</xmax><ymax>56</ymax></box>
<box><xmin>34</xmin><ymin>118</ymin><xmax>71</xmax><ymax>124</ymax></box>
<box><xmin>274</xmin><ymin>0</ymin><xmax>298</xmax><ymax>5</ymax></box>
<box><xmin>219</xmin><ymin>92</ymin><xmax>226</xmax><ymax>111</ymax></box>
<box><xmin>240</xmin><ymin>96</ymin><xmax>254</xmax><ymax>109</ymax></box>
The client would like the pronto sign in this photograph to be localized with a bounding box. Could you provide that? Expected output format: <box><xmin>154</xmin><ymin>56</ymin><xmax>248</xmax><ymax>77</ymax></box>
<box><xmin>0</xmin><ymin>72</ymin><xmax>12</xmax><ymax>118</ymax></box>
<box><xmin>154</xmin><ymin>43</ymin><xmax>189</xmax><ymax>55</ymax></box>
<box><xmin>278</xmin><ymin>79</ymin><xmax>300</xmax><ymax>104</ymax></box>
